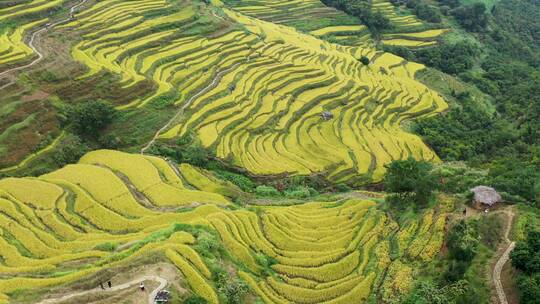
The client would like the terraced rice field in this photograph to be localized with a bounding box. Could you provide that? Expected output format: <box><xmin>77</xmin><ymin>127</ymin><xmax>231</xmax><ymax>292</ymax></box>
<box><xmin>382</xmin><ymin>29</ymin><xmax>449</xmax><ymax>47</ymax></box>
<box><xmin>0</xmin><ymin>0</ymin><xmax>63</xmax><ymax>23</ymax></box>
<box><xmin>57</xmin><ymin>0</ymin><xmax>446</xmax><ymax>183</ymax></box>
<box><xmin>0</xmin><ymin>0</ymin><xmax>449</xmax><ymax>179</ymax></box>
<box><xmin>366</xmin><ymin>0</ymin><xmax>449</xmax><ymax>47</ymax></box>
<box><xmin>0</xmin><ymin>18</ymin><xmax>46</xmax><ymax>69</ymax></box>
<box><xmin>0</xmin><ymin>150</ymin><xmax>448</xmax><ymax>303</ymax></box>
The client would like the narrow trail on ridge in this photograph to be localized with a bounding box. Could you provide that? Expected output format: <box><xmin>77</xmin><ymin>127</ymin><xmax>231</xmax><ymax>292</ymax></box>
<box><xmin>0</xmin><ymin>0</ymin><xmax>89</xmax><ymax>90</ymax></box>
<box><xmin>36</xmin><ymin>275</ymin><xmax>168</xmax><ymax>304</ymax></box>
<box><xmin>140</xmin><ymin>62</ymin><xmax>242</xmax><ymax>154</ymax></box>
<box><xmin>493</xmin><ymin>208</ymin><xmax>516</xmax><ymax>304</ymax></box>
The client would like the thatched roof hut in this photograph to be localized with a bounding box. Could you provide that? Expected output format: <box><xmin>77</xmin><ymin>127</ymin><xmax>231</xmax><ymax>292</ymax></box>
<box><xmin>470</xmin><ymin>186</ymin><xmax>502</xmax><ymax>207</ymax></box>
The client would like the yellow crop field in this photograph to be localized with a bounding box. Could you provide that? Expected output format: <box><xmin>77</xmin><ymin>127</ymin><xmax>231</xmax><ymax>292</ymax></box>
<box><xmin>46</xmin><ymin>0</ymin><xmax>450</xmax><ymax>184</ymax></box>
<box><xmin>0</xmin><ymin>151</ymin><xmax>447</xmax><ymax>303</ymax></box>
<box><xmin>0</xmin><ymin>19</ymin><xmax>47</xmax><ymax>67</ymax></box>
<box><xmin>382</xmin><ymin>39</ymin><xmax>438</xmax><ymax>47</ymax></box>
<box><xmin>310</xmin><ymin>25</ymin><xmax>367</xmax><ymax>36</ymax></box>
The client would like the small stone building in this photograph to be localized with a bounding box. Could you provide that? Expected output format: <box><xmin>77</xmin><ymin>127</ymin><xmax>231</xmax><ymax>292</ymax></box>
<box><xmin>470</xmin><ymin>186</ymin><xmax>502</xmax><ymax>209</ymax></box>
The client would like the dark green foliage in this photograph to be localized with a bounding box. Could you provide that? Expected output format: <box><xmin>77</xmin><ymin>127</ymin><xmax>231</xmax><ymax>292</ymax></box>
<box><xmin>320</xmin><ymin>0</ymin><xmax>392</xmax><ymax>36</ymax></box>
<box><xmin>512</xmin><ymin>229</ymin><xmax>540</xmax><ymax>302</ymax></box>
<box><xmin>413</xmin><ymin>91</ymin><xmax>497</xmax><ymax>162</ymax></box>
<box><xmin>63</xmin><ymin>100</ymin><xmax>117</xmax><ymax>138</ymax></box>
<box><xmin>52</xmin><ymin>134</ymin><xmax>90</xmax><ymax>167</ymax></box>
<box><xmin>511</xmin><ymin>230</ymin><xmax>540</xmax><ymax>274</ymax></box>
<box><xmin>451</xmin><ymin>3</ymin><xmax>488</xmax><ymax>32</ymax></box>
<box><xmin>384</xmin><ymin>158</ymin><xmax>437</xmax><ymax>208</ymax></box>
<box><xmin>437</xmin><ymin>0</ymin><xmax>460</xmax><ymax>8</ymax></box>
<box><xmin>149</xmin><ymin>132</ymin><xmax>209</xmax><ymax>167</ymax></box>
<box><xmin>255</xmin><ymin>185</ymin><xmax>280</xmax><ymax>197</ymax></box>
<box><xmin>284</xmin><ymin>186</ymin><xmax>318</xmax><ymax>199</ymax></box>
<box><xmin>359</xmin><ymin>56</ymin><xmax>370</xmax><ymax>65</ymax></box>
<box><xmin>384</xmin><ymin>40</ymin><xmax>479</xmax><ymax>74</ymax></box>
<box><xmin>212</xmin><ymin>170</ymin><xmax>255</xmax><ymax>192</ymax></box>
<box><xmin>517</xmin><ymin>273</ymin><xmax>540</xmax><ymax>304</ymax></box>
<box><xmin>476</xmin><ymin>214</ymin><xmax>504</xmax><ymax>250</ymax></box>
<box><xmin>489</xmin><ymin>162</ymin><xmax>540</xmax><ymax>204</ymax></box>
<box><xmin>403</xmin><ymin>280</ymin><xmax>468</xmax><ymax>304</ymax></box>
<box><xmin>443</xmin><ymin>219</ymin><xmax>483</xmax><ymax>283</ymax></box>
<box><xmin>218</xmin><ymin>278</ymin><xmax>248</xmax><ymax>304</ymax></box>
<box><xmin>406</xmin><ymin>0</ymin><xmax>442</xmax><ymax>23</ymax></box>
<box><xmin>93</xmin><ymin>242</ymin><xmax>117</xmax><ymax>252</ymax></box>
<box><xmin>409</xmin><ymin>6</ymin><xmax>540</xmax><ymax>202</ymax></box>
<box><xmin>447</xmin><ymin>220</ymin><xmax>480</xmax><ymax>262</ymax></box>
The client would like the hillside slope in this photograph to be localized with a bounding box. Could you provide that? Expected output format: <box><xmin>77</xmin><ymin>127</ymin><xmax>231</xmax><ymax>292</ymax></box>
<box><xmin>0</xmin><ymin>150</ymin><xmax>447</xmax><ymax>303</ymax></box>
<box><xmin>0</xmin><ymin>0</ymin><xmax>447</xmax><ymax>184</ymax></box>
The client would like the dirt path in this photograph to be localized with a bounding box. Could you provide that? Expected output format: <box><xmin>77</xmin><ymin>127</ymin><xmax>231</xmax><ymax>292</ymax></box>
<box><xmin>140</xmin><ymin>62</ymin><xmax>242</xmax><ymax>154</ymax></box>
<box><xmin>0</xmin><ymin>0</ymin><xmax>89</xmax><ymax>87</ymax></box>
<box><xmin>36</xmin><ymin>275</ymin><xmax>167</xmax><ymax>304</ymax></box>
<box><xmin>493</xmin><ymin>209</ymin><xmax>515</xmax><ymax>304</ymax></box>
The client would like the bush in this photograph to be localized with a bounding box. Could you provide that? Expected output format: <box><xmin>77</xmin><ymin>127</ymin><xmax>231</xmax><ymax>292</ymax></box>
<box><xmin>255</xmin><ymin>185</ymin><xmax>280</xmax><ymax>197</ymax></box>
<box><xmin>93</xmin><ymin>242</ymin><xmax>117</xmax><ymax>252</ymax></box>
<box><xmin>384</xmin><ymin>158</ymin><xmax>438</xmax><ymax>208</ymax></box>
<box><xmin>451</xmin><ymin>2</ymin><xmax>488</xmax><ymax>32</ymax></box>
<box><xmin>512</xmin><ymin>230</ymin><xmax>540</xmax><ymax>274</ymax></box>
<box><xmin>53</xmin><ymin>135</ymin><xmax>90</xmax><ymax>166</ymax></box>
<box><xmin>184</xmin><ymin>295</ymin><xmax>208</xmax><ymax>304</ymax></box>
<box><xmin>359</xmin><ymin>56</ymin><xmax>370</xmax><ymax>65</ymax></box>
<box><xmin>64</xmin><ymin>100</ymin><xmax>117</xmax><ymax>138</ymax></box>
<box><xmin>517</xmin><ymin>273</ymin><xmax>540</xmax><ymax>304</ymax></box>
<box><xmin>447</xmin><ymin>220</ymin><xmax>479</xmax><ymax>263</ymax></box>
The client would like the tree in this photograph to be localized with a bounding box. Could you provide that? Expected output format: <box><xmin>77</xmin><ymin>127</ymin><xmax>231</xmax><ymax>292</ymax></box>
<box><xmin>184</xmin><ymin>295</ymin><xmax>208</xmax><ymax>304</ymax></box>
<box><xmin>359</xmin><ymin>56</ymin><xmax>370</xmax><ymax>65</ymax></box>
<box><xmin>447</xmin><ymin>220</ymin><xmax>479</xmax><ymax>262</ymax></box>
<box><xmin>451</xmin><ymin>2</ymin><xmax>488</xmax><ymax>32</ymax></box>
<box><xmin>384</xmin><ymin>158</ymin><xmax>438</xmax><ymax>208</ymax></box>
<box><xmin>65</xmin><ymin>100</ymin><xmax>117</xmax><ymax>138</ymax></box>
<box><xmin>52</xmin><ymin>135</ymin><xmax>90</xmax><ymax>166</ymax></box>
<box><xmin>403</xmin><ymin>280</ymin><xmax>468</xmax><ymax>304</ymax></box>
<box><xmin>517</xmin><ymin>273</ymin><xmax>540</xmax><ymax>304</ymax></box>
<box><xmin>511</xmin><ymin>230</ymin><xmax>540</xmax><ymax>274</ymax></box>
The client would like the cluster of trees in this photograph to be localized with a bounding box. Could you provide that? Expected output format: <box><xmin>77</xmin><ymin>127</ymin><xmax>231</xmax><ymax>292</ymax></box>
<box><xmin>406</xmin><ymin>0</ymin><xmax>540</xmax><ymax>204</ymax></box>
<box><xmin>383</xmin><ymin>158</ymin><xmax>438</xmax><ymax>210</ymax></box>
<box><xmin>54</xmin><ymin>100</ymin><xmax>118</xmax><ymax>167</ymax></box>
<box><xmin>511</xmin><ymin>229</ymin><xmax>540</xmax><ymax>303</ymax></box>
<box><xmin>451</xmin><ymin>3</ymin><xmax>488</xmax><ymax>32</ymax></box>
<box><xmin>320</xmin><ymin>0</ymin><xmax>392</xmax><ymax>36</ymax></box>
<box><xmin>384</xmin><ymin>40</ymin><xmax>479</xmax><ymax>74</ymax></box>
<box><xmin>400</xmin><ymin>0</ymin><xmax>442</xmax><ymax>23</ymax></box>
<box><xmin>445</xmin><ymin>220</ymin><xmax>480</xmax><ymax>281</ymax></box>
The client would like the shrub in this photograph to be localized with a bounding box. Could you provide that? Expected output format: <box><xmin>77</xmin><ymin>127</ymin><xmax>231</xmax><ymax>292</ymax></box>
<box><xmin>52</xmin><ymin>135</ymin><xmax>90</xmax><ymax>166</ymax></box>
<box><xmin>64</xmin><ymin>100</ymin><xmax>117</xmax><ymax>138</ymax></box>
<box><xmin>93</xmin><ymin>242</ymin><xmax>117</xmax><ymax>252</ymax></box>
<box><xmin>384</xmin><ymin>158</ymin><xmax>438</xmax><ymax>208</ymax></box>
<box><xmin>447</xmin><ymin>220</ymin><xmax>479</xmax><ymax>263</ymax></box>
<box><xmin>255</xmin><ymin>185</ymin><xmax>280</xmax><ymax>197</ymax></box>
<box><xmin>184</xmin><ymin>295</ymin><xmax>209</xmax><ymax>304</ymax></box>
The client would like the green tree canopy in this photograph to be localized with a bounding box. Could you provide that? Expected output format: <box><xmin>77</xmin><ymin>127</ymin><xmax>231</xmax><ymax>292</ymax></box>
<box><xmin>65</xmin><ymin>100</ymin><xmax>117</xmax><ymax>138</ymax></box>
<box><xmin>383</xmin><ymin>157</ymin><xmax>438</xmax><ymax>208</ymax></box>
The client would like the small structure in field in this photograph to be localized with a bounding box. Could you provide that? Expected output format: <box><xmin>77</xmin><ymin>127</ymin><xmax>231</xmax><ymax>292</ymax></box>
<box><xmin>470</xmin><ymin>186</ymin><xmax>502</xmax><ymax>208</ymax></box>
<box><xmin>154</xmin><ymin>290</ymin><xmax>170</xmax><ymax>303</ymax></box>
<box><xmin>321</xmin><ymin>111</ymin><xmax>334</xmax><ymax>120</ymax></box>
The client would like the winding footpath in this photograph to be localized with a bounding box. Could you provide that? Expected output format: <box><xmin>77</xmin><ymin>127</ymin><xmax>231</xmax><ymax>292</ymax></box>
<box><xmin>0</xmin><ymin>0</ymin><xmax>89</xmax><ymax>89</ymax></box>
<box><xmin>493</xmin><ymin>209</ymin><xmax>515</xmax><ymax>304</ymax></box>
<box><xmin>36</xmin><ymin>275</ymin><xmax>168</xmax><ymax>304</ymax></box>
<box><xmin>140</xmin><ymin>62</ymin><xmax>242</xmax><ymax>154</ymax></box>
